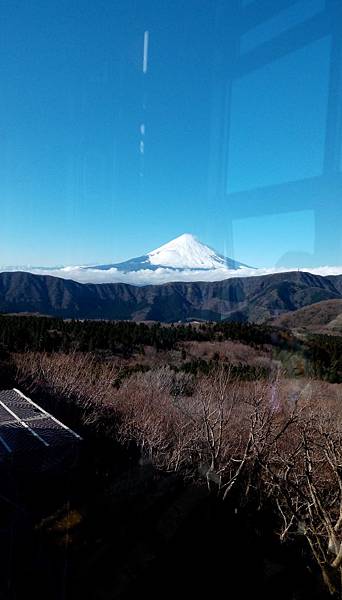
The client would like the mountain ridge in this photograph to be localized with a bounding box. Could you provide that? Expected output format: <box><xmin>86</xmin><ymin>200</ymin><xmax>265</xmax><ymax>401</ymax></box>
<box><xmin>0</xmin><ymin>270</ymin><xmax>341</xmax><ymax>323</ymax></box>
<box><xmin>270</xmin><ymin>299</ymin><xmax>342</xmax><ymax>334</ymax></box>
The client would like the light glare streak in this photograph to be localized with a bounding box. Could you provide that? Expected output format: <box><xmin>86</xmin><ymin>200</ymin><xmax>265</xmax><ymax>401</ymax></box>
<box><xmin>143</xmin><ymin>30</ymin><xmax>149</xmax><ymax>73</ymax></box>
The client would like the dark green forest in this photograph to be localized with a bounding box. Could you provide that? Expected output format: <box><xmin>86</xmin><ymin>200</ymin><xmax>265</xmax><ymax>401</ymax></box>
<box><xmin>0</xmin><ymin>314</ymin><xmax>341</xmax><ymax>382</ymax></box>
<box><xmin>0</xmin><ymin>314</ymin><xmax>279</xmax><ymax>352</ymax></box>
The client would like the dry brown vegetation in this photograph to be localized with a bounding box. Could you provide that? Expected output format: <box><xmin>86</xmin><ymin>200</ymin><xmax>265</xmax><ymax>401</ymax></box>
<box><xmin>12</xmin><ymin>351</ymin><xmax>342</xmax><ymax>596</ymax></box>
<box><xmin>182</xmin><ymin>339</ymin><xmax>272</xmax><ymax>367</ymax></box>
<box><xmin>271</xmin><ymin>299</ymin><xmax>342</xmax><ymax>335</ymax></box>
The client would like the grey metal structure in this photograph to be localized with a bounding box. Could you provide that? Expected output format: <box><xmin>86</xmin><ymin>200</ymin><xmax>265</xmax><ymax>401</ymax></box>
<box><xmin>0</xmin><ymin>388</ymin><xmax>81</xmax><ymax>471</ymax></box>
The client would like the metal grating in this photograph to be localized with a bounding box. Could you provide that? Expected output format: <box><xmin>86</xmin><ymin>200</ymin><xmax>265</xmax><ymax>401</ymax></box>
<box><xmin>29</xmin><ymin>417</ymin><xmax>78</xmax><ymax>447</ymax></box>
<box><xmin>0</xmin><ymin>404</ymin><xmax>14</xmax><ymax>423</ymax></box>
<box><xmin>2</xmin><ymin>399</ymin><xmax>40</xmax><ymax>420</ymax></box>
<box><xmin>0</xmin><ymin>422</ymin><xmax>43</xmax><ymax>453</ymax></box>
<box><xmin>0</xmin><ymin>388</ymin><xmax>81</xmax><ymax>459</ymax></box>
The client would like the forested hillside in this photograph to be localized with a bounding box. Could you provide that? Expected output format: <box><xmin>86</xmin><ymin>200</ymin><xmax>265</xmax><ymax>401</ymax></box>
<box><xmin>0</xmin><ymin>270</ymin><xmax>341</xmax><ymax>322</ymax></box>
<box><xmin>0</xmin><ymin>313</ymin><xmax>341</xmax><ymax>383</ymax></box>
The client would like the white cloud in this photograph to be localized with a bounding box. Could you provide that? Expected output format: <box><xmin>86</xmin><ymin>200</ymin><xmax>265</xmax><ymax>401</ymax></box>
<box><xmin>1</xmin><ymin>264</ymin><xmax>342</xmax><ymax>286</ymax></box>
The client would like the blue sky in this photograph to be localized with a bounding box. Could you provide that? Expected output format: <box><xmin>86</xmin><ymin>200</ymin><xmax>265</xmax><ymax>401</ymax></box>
<box><xmin>1</xmin><ymin>0</ymin><xmax>341</xmax><ymax>268</ymax></box>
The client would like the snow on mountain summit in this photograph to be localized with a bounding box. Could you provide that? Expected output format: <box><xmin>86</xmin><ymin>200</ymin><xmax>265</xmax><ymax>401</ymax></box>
<box><xmin>3</xmin><ymin>234</ymin><xmax>342</xmax><ymax>285</ymax></box>
<box><xmin>88</xmin><ymin>233</ymin><xmax>249</xmax><ymax>273</ymax></box>
<box><xmin>147</xmin><ymin>233</ymin><xmax>227</xmax><ymax>269</ymax></box>
<box><xmin>1</xmin><ymin>234</ymin><xmax>255</xmax><ymax>286</ymax></box>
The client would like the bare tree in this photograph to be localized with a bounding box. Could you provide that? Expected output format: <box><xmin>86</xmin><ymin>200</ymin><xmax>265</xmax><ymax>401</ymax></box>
<box><xmin>264</xmin><ymin>395</ymin><xmax>342</xmax><ymax>596</ymax></box>
<box><xmin>12</xmin><ymin>350</ymin><xmax>342</xmax><ymax>595</ymax></box>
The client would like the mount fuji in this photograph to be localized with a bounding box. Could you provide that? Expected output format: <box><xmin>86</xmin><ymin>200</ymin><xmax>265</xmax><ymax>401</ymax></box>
<box><xmin>0</xmin><ymin>234</ymin><xmax>252</xmax><ymax>285</ymax></box>
<box><xmin>88</xmin><ymin>234</ymin><xmax>250</xmax><ymax>273</ymax></box>
<box><xmin>3</xmin><ymin>234</ymin><xmax>342</xmax><ymax>286</ymax></box>
<box><xmin>57</xmin><ymin>233</ymin><xmax>252</xmax><ymax>284</ymax></box>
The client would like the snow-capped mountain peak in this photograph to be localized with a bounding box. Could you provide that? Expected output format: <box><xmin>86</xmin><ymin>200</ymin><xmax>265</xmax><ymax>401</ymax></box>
<box><xmin>0</xmin><ymin>234</ymin><xmax>253</xmax><ymax>286</ymax></box>
<box><xmin>148</xmin><ymin>233</ymin><xmax>227</xmax><ymax>269</ymax></box>
<box><xmin>88</xmin><ymin>233</ymin><xmax>249</xmax><ymax>273</ymax></box>
<box><xmin>3</xmin><ymin>234</ymin><xmax>342</xmax><ymax>287</ymax></box>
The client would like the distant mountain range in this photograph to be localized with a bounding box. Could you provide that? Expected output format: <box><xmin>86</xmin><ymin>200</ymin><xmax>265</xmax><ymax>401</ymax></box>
<box><xmin>0</xmin><ymin>270</ymin><xmax>342</xmax><ymax>323</ymax></box>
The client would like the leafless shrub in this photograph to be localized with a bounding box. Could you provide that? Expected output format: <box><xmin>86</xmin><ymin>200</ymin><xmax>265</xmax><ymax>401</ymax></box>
<box><xmin>11</xmin><ymin>351</ymin><xmax>342</xmax><ymax>594</ymax></box>
<box><xmin>13</xmin><ymin>351</ymin><xmax>122</xmax><ymax>426</ymax></box>
<box><xmin>263</xmin><ymin>392</ymin><xmax>342</xmax><ymax>595</ymax></box>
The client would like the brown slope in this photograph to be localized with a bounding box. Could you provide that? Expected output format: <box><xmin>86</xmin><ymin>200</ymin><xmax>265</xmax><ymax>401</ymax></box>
<box><xmin>270</xmin><ymin>299</ymin><xmax>342</xmax><ymax>334</ymax></box>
